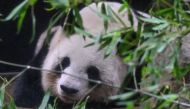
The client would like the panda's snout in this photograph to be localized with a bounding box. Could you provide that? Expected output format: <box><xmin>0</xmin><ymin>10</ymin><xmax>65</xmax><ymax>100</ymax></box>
<box><xmin>60</xmin><ymin>85</ymin><xmax>79</xmax><ymax>94</ymax></box>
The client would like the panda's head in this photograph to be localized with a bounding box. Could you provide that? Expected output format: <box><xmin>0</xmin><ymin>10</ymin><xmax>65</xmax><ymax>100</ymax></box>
<box><xmin>41</xmin><ymin>2</ymin><xmax>134</xmax><ymax>103</ymax></box>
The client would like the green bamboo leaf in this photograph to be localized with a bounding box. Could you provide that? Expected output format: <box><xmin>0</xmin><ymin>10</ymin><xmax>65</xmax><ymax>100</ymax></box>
<box><xmin>105</xmin><ymin>32</ymin><xmax>120</xmax><ymax>55</ymax></box>
<box><xmin>7</xmin><ymin>98</ymin><xmax>16</xmax><ymax>109</ymax></box>
<box><xmin>60</xmin><ymin>0</ymin><xmax>70</xmax><ymax>7</ymax></box>
<box><xmin>118</xmin><ymin>2</ymin><xmax>129</xmax><ymax>13</ymax></box>
<box><xmin>142</xmin><ymin>32</ymin><xmax>155</xmax><ymax>38</ymax></box>
<box><xmin>0</xmin><ymin>85</ymin><xmax>5</xmax><ymax>108</ymax></box>
<box><xmin>152</xmin><ymin>22</ymin><xmax>169</xmax><ymax>31</ymax></box>
<box><xmin>155</xmin><ymin>8</ymin><xmax>173</xmax><ymax>16</ymax></box>
<box><xmin>161</xmin><ymin>94</ymin><xmax>178</xmax><ymax>101</ymax></box>
<box><xmin>140</xmin><ymin>50</ymin><xmax>149</xmax><ymax>64</ymax></box>
<box><xmin>29</xmin><ymin>0</ymin><xmax>37</xmax><ymax>6</ymax></box>
<box><xmin>109</xmin><ymin>92</ymin><xmax>135</xmax><ymax>100</ymax></box>
<box><xmin>73</xmin><ymin>96</ymin><xmax>89</xmax><ymax>109</ymax></box>
<box><xmin>84</xmin><ymin>42</ymin><xmax>95</xmax><ymax>48</ymax></box>
<box><xmin>140</xmin><ymin>17</ymin><xmax>166</xmax><ymax>24</ymax></box>
<box><xmin>146</xmin><ymin>85</ymin><xmax>159</xmax><ymax>92</ymax></box>
<box><xmin>109</xmin><ymin>6</ymin><xmax>128</xmax><ymax>28</ymax></box>
<box><xmin>47</xmin><ymin>104</ymin><xmax>54</xmax><ymax>109</ymax></box>
<box><xmin>46</xmin><ymin>11</ymin><xmax>65</xmax><ymax>37</ymax></box>
<box><xmin>127</xmin><ymin>102</ymin><xmax>134</xmax><ymax>109</ymax></box>
<box><xmin>38</xmin><ymin>91</ymin><xmax>51</xmax><ymax>109</ymax></box>
<box><xmin>17</xmin><ymin>7</ymin><xmax>28</xmax><ymax>33</ymax></box>
<box><xmin>45</xmin><ymin>0</ymin><xmax>69</xmax><ymax>10</ymax></box>
<box><xmin>93</xmin><ymin>4</ymin><xmax>110</xmax><ymax>21</ymax></box>
<box><xmin>101</xmin><ymin>3</ymin><xmax>108</xmax><ymax>31</ymax></box>
<box><xmin>30</xmin><ymin>6</ymin><xmax>36</xmax><ymax>43</ymax></box>
<box><xmin>73</xmin><ymin>8</ymin><xmax>83</xmax><ymax>29</ymax></box>
<box><xmin>0</xmin><ymin>0</ymin><xmax>28</xmax><ymax>21</ymax></box>
<box><xmin>157</xmin><ymin>43</ymin><xmax>167</xmax><ymax>53</ymax></box>
<box><xmin>74</xmin><ymin>27</ymin><xmax>92</xmax><ymax>38</ymax></box>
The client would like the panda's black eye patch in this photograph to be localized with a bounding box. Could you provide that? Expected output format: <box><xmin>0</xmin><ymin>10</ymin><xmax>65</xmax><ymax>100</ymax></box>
<box><xmin>86</xmin><ymin>66</ymin><xmax>101</xmax><ymax>86</ymax></box>
<box><xmin>55</xmin><ymin>56</ymin><xmax>70</xmax><ymax>72</ymax></box>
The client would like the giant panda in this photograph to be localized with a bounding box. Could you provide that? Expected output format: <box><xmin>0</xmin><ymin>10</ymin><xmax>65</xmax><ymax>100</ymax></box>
<box><xmin>12</xmin><ymin>1</ymin><xmax>137</xmax><ymax>109</ymax></box>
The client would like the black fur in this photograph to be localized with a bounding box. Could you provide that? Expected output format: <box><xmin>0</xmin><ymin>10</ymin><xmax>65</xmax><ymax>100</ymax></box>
<box><xmin>55</xmin><ymin>56</ymin><xmax>70</xmax><ymax>71</ymax></box>
<box><xmin>86</xmin><ymin>66</ymin><xmax>101</xmax><ymax>87</ymax></box>
<box><xmin>12</xmin><ymin>38</ymin><xmax>48</xmax><ymax>108</ymax></box>
<box><xmin>13</xmin><ymin>69</ymin><xmax>44</xmax><ymax>107</ymax></box>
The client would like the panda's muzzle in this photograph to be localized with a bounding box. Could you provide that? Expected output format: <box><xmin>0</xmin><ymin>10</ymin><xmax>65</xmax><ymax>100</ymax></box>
<box><xmin>60</xmin><ymin>85</ymin><xmax>79</xmax><ymax>94</ymax></box>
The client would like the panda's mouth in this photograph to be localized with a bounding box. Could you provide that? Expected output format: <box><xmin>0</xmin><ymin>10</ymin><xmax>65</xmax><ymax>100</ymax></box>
<box><xmin>60</xmin><ymin>95</ymin><xmax>76</xmax><ymax>103</ymax></box>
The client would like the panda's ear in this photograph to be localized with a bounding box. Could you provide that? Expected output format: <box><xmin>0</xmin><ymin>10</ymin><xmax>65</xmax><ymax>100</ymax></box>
<box><xmin>48</xmin><ymin>26</ymin><xmax>65</xmax><ymax>52</ymax></box>
<box><xmin>34</xmin><ymin>26</ymin><xmax>64</xmax><ymax>56</ymax></box>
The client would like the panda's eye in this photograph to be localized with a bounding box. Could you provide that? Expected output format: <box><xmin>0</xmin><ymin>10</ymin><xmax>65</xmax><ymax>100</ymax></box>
<box><xmin>55</xmin><ymin>56</ymin><xmax>70</xmax><ymax>72</ymax></box>
<box><xmin>86</xmin><ymin>66</ymin><xmax>101</xmax><ymax>86</ymax></box>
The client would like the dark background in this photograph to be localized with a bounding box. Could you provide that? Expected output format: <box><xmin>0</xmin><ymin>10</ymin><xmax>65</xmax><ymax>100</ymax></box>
<box><xmin>0</xmin><ymin>0</ymin><xmax>152</xmax><ymax>72</ymax></box>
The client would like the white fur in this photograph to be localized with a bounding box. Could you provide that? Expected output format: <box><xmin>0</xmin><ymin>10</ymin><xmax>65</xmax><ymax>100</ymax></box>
<box><xmin>41</xmin><ymin>2</ymin><xmax>132</xmax><ymax>103</ymax></box>
<box><xmin>34</xmin><ymin>26</ymin><xmax>62</xmax><ymax>56</ymax></box>
<box><xmin>81</xmin><ymin>2</ymin><xmax>133</xmax><ymax>34</ymax></box>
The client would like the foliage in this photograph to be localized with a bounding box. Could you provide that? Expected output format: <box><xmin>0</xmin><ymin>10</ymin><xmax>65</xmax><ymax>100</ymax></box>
<box><xmin>1</xmin><ymin>0</ymin><xmax>190</xmax><ymax>109</ymax></box>
<box><xmin>0</xmin><ymin>0</ymin><xmax>37</xmax><ymax>40</ymax></box>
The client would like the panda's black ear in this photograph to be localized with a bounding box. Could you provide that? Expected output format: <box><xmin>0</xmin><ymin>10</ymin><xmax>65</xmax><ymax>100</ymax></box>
<box><xmin>34</xmin><ymin>26</ymin><xmax>63</xmax><ymax>56</ymax></box>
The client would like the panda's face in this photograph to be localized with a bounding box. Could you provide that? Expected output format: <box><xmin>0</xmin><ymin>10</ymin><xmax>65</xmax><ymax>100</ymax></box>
<box><xmin>41</xmin><ymin>34</ymin><xmax>127</xmax><ymax>103</ymax></box>
<box><xmin>41</xmin><ymin>2</ymin><xmax>130</xmax><ymax>103</ymax></box>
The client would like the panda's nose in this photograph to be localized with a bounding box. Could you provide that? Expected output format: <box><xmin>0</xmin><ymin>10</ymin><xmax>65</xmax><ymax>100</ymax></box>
<box><xmin>60</xmin><ymin>85</ymin><xmax>79</xmax><ymax>94</ymax></box>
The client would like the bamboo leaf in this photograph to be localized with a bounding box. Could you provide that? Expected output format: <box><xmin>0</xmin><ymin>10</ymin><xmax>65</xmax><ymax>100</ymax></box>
<box><xmin>101</xmin><ymin>3</ymin><xmax>108</xmax><ymax>31</ymax></box>
<box><xmin>7</xmin><ymin>98</ymin><xmax>16</xmax><ymax>109</ymax></box>
<box><xmin>30</xmin><ymin>6</ymin><xmax>36</xmax><ymax>42</ymax></box>
<box><xmin>17</xmin><ymin>7</ymin><xmax>28</xmax><ymax>33</ymax></box>
<box><xmin>73</xmin><ymin>96</ymin><xmax>89</xmax><ymax>109</ymax></box>
<box><xmin>38</xmin><ymin>91</ymin><xmax>51</xmax><ymax>109</ymax></box>
<box><xmin>140</xmin><ymin>17</ymin><xmax>167</xmax><ymax>24</ymax></box>
<box><xmin>0</xmin><ymin>0</ymin><xmax>28</xmax><ymax>21</ymax></box>
<box><xmin>74</xmin><ymin>26</ymin><xmax>92</xmax><ymax>38</ymax></box>
<box><xmin>105</xmin><ymin>32</ymin><xmax>120</xmax><ymax>55</ymax></box>
<box><xmin>109</xmin><ymin>92</ymin><xmax>136</xmax><ymax>100</ymax></box>
<box><xmin>0</xmin><ymin>85</ymin><xmax>5</xmax><ymax>107</ymax></box>
<box><xmin>152</xmin><ymin>22</ymin><xmax>169</xmax><ymax>31</ymax></box>
<box><xmin>29</xmin><ymin>0</ymin><xmax>37</xmax><ymax>6</ymax></box>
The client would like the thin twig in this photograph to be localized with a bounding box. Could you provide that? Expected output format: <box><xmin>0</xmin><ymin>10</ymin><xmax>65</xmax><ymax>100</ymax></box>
<box><xmin>62</xmin><ymin>9</ymin><xmax>71</xmax><ymax>30</ymax></box>
<box><xmin>133</xmin><ymin>67</ymin><xmax>138</xmax><ymax>90</ymax></box>
<box><xmin>0</xmin><ymin>72</ymin><xmax>20</xmax><ymax>76</ymax></box>
<box><xmin>2</xmin><ymin>67</ymin><xmax>29</xmax><ymax>88</ymax></box>
<box><xmin>76</xmin><ymin>84</ymin><xmax>99</xmax><ymax>106</ymax></box>
<box><xmin>137</xmin><ymin>89</ymin><xmax>190</xmax><ymax>107</ymax></box>
<box><xmin>0</xmin><ymin>60</ymin><xmax>121</xmax><ymax>90</ymax></box>
<box><xmin>0</xmin><ymin>59</ymin><xmax>190</xmax><ymax>107</ymax></box>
